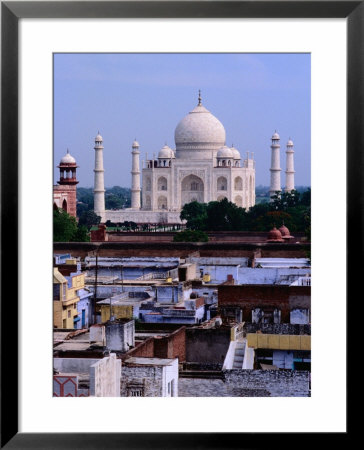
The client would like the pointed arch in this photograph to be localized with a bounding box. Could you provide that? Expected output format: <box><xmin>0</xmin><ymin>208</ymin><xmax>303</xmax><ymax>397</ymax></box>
<box><xmin>217</xmin><ymin>176</ymin><xmax>227</xmax><ymax>191</ymax></box>
<box><xmin>234</xmin><ymin>176</ymin><xmax>243</xmax><ymax>191</ymax></box>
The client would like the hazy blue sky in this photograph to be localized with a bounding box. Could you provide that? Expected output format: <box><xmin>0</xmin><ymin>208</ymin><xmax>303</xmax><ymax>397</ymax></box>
<box><xmin>54</xmin><ymin>53</ymin><xmax>310</xmax><ymax>188</ymax></box>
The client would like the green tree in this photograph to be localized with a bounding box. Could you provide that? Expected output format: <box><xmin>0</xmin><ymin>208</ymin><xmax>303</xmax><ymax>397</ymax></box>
<box><xmin>78</xmin><ymin>210</ymin><xmax>101</xmax><ymax>229</ymax></box>
<box><xmin>173</xmin><ymin>229</ymin><xmax>209</xmax><ymax>242</ymax></box>
<box><xmin>270</xmin><ymin>190</ymin><xmax>300</xmax><ymax>210</ymax></box>
<box><xmin>76</xmin><ymin>188</ymin><xmax>94</xmax><ymax>208</ymax></box>
<box><xmin>54</xmin><ymin>209</ymin><xmax>78</xmax><ymax>242</ymax></box>
<box><xmin>254</xmin><ymin>210</ymin><xmax>293</xmax><ymax>232</ymax></box>
<box><xmin>54</xmin><ymin>209</ymin><xmax>90</xmax><ymax>242</ymax></box>
<box><xmin>180</xmin><ymin>201</ymin><xmax>207</xmax><ymax>230</ymax></box>
<box><xmin>105</xmin><ymin>194</ymin><xmax>124</xmax><ymax>210</ymax></box>
<box><xmin>300</xmin><ymin>188</ymin><xmax>311</xmax><ymax>206</ymax></box>
<box><xmin>205</xmin><ymin>198</ymin><xmax>246</xmax><ymax>231</ymax></box>
<box><xmin>71</xmin><ymin>224</ymin><xmax>90</xmax><ymax>242</ymax></box>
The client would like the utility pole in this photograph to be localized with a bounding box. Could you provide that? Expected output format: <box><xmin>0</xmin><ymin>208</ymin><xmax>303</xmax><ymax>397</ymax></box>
<box><xmin>121</xmin><ymin>265</ymin><xmax>124</xmax><ymax>292</ymax></box>
<box><xmin>92</xmin><ymin>248</ymin><xmax>99</xmax><ymax>325</ymax></box>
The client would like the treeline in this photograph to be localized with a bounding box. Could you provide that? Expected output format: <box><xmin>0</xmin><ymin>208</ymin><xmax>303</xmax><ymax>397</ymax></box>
<box><xmin>77</xmin><ymin>186</ymin><xmax>131</xmax><ymax>216</ymax></box>
<box><xmin>180</xmin><ymin>189</ymin><xmax>311</xmax><ymax>237</ymax></box>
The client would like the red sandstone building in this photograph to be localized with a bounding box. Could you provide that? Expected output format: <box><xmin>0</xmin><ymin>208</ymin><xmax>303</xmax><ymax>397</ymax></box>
<box><xmin>53</xmin><ymin>149</ymin><xmax>79</xmax><ymax>218</ymax></box>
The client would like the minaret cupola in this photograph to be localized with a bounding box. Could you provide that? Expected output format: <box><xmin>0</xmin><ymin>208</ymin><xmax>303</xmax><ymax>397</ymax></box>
<box><xmin>57</xmin><ymin>149</ymin><xmax>79</xmax><ymax>185</ymax></box>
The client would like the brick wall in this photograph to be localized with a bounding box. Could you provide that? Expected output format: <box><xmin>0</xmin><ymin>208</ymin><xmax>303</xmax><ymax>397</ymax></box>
<box><xmin>54</xmin><ymin>185</ymin><xmax>77</xmax><ymax>218</ymax></box>
<box><xmin>218</xmin><ymin>285</ymin><xmax>310</xmax><ymax>323</ymax></box>
<box><xmin>53</xmin><ymin>242</ymin><xmax>310</xmax><ymax>260</ymax></box>
<box><xmin>178</xmin><ymin>370</ymin><xmax>310</xmax><ymax>397</ymax></box>
<box><xmin>106</xmin><ymin>231</ymin><xmax>307</xmax><ymax>244</ymax></box>
<box><xmin>128</xmin><ymin>327</ymin><xmax>186</xmax><ymax>362</ymax></box>
<box><xmin>127</xmin><ymin>337</ymin><xmax>155</xmax><ymax>358</ymax></box>
<box><xmin>154</xmin><ymin>327</ymin><xmax>186</xmax><ymax>362</ymax></box>
<box><xmin>120</xmin><ymin>365</ymin><xmax>163</xmax><ymax>397</ymax></box>
<box><xmin>90</xmin><ymin>225</ymin><xmax>108</xmax><ymax>242</ymax></box>
<box><xmin>186</xmin><ymin>327</ymin><xmax>231</xmax><ymax>364</ymax></box>
<box><xmin>195</xmin><ymin>297</ymin><xmax>205</xmax><ymax>309</ymax></box>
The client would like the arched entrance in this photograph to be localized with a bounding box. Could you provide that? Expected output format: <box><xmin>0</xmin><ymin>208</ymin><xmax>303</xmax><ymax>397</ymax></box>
<box><xmin>62</xmin><ymin>199</ymin><xmax>68</xmax><ymax>212</ymax></box>
<box><xmin>181</xmin><ymin>174</ymin><xmax>204</xmax><ymax>207</ymax></box>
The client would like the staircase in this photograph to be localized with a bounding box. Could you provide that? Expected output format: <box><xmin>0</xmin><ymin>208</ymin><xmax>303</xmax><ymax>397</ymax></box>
<box><xmin>232</xmin><ymin>340</ymin><xmax>245</xmax><ymax>369</ymax></box>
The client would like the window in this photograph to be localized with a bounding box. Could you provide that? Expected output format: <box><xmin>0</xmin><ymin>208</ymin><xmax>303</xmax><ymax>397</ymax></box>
<box><xmin>127</xmin><ymin>386</ymin><xmax>144</xmax><ymax>397</ymax></box>
<box><xmin>130</xmin><ymin>390</ymin><xmax>143</xmax><ymax>397</ymax></box>
<box><xmin>68</xmin><ymin>310</ymin><xmax>71</xmax><ymax>318</ymax></box>
<box><xmin>53</xmin><ymin>284</ymin><xmax>60</xmax><ymax>301</ymax></box>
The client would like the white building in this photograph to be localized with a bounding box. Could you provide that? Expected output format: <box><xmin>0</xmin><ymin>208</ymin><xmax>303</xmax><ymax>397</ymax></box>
<box><xmin>102</xmin><ymin>92</ymin><xmax>256</xmax><ymax>224</ymax></box>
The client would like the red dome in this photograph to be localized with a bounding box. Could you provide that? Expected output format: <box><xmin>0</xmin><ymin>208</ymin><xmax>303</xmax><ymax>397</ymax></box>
<box><xmin>267</xmin><ymin>227</ymin><xmax>283</xmax><ymax>242</ymax></box>
<box><xmin>279</xmin><ymin>224</ymin><xmax>290</xmax><ymax>237</ymax></box>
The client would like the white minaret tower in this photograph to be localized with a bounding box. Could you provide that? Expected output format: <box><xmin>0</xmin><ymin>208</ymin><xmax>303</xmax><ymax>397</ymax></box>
<box><xmin>131</xmin><ymin>140</ymin><xmax>141</xmax><ymax>209</ymax></box>
<box><xmin>284</xmin><ymin>138</ymin><xmax>295</xmax><ymax>192</ymax></box>
<box><xmin>93</xmin><ymin>132</ymin><xmax>106</xmax><ymax>222</ymax></box>
<box><xmin>269</xmin><ymin>131</ymin><xmax>281</xmax><ymax>198</ymax></box>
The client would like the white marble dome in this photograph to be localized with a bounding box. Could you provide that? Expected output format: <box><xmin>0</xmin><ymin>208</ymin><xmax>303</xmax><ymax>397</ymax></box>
<box><xmin>95</xmin><ymin>133</ymin><xmax>103</xmax><ymax>142</ymax></box>
<box><xmin>158</xmin><ymin>145</ymin><xmax>174</xmax><ymax>159</ymax></box>
<box><xmin>217</xmin><ymin>146</ymin><xmax>233</xmax><ymax>158</ymax></box>
<box><xmin>132</xmin><ymin>140</ymin><xmax>140</xmax><ymax>148</ymax></box>
<box><xmin>60</xmin><ymin>149</ymin><xmax>76</xmax><ymax>164</ymax></box>
<box><xmin>272</xmin><ymin>131</ymin><xmax>280</xmax><ymax>140</ymax></box>
<box><xmin>174</xmin><ymin>103</ymin><xmax>226</xmax><ymax>152</ymax></box>
<box><xmin>230</xmin><ymin>145</ymin><xmax>241</xmax><ymax>159</ymax></box>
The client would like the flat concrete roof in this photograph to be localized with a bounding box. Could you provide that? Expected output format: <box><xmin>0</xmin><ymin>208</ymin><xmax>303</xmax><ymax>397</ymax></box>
<box><xmin>124</xmin><ymin>357</ymin><xmax>175</xmax><ymax>366</ymax></box>
<box><xmin>135</xmin><ymin>333</ymin><xmax>169</xmax><ymax>339</ymax></box>
<box><xmin>54</xmin><ymin>342</ymin><xmax>91</xmax><ymax>351</ymax></box>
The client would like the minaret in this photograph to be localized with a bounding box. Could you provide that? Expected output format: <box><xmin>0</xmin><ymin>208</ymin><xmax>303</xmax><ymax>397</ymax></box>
<box><xmin>131</xmin><ymin>140</ymin><xmax>141</xmax><ymax>209</ymax></box>
<box><xmin>269</xmin><ymin>131</ymin><xmax>281</xmax><ymax>198</ymax></box>
<box><xmin>284</xmin><ymin>138</ymin><xmax>295</xmax><ymax>192</ymax></box>
<box><xmin>57</xmin><ymin>149</ymin><xmax>79</xmax><ymax>218</ymax></box>
<box><xmin>93</xmin><ymin>132</ymin><xmax>106</xmax><ymax>222</ymax></box>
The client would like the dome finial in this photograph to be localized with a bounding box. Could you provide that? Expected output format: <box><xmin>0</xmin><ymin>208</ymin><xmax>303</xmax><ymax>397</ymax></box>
<box><xmin>198</xmin><ymin>89</ymin><xmax>202</xmax><ymax>106</ymax></box>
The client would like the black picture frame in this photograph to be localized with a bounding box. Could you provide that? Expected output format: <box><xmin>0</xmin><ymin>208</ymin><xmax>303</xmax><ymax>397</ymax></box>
<box><xmin>1</xmin><ymin>1</ymin><xmax>357</xmax><ymax>448</ymax></box>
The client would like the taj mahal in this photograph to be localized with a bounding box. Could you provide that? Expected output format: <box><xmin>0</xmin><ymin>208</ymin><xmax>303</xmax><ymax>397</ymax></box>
<box><xmin>54</xmin><ymin>92</ymin><xmax>296</xmax><ymax>224</ymax></box>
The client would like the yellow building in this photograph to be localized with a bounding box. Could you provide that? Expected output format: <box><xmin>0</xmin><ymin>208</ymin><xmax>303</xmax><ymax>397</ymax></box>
<box><xmin>53</xmin><ymin>267</ymin><xmax>83</xmax><ymax>329</ymax></box>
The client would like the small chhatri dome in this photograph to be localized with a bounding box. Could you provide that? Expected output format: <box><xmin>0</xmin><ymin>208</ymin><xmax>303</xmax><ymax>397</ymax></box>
<box><xmin>279</xmin><ymin>224</ymin><xmax>290</xmax><ymax>237</ymax></box>
<box><xmin>267</xmin><ymin>226</ymin><xmax>284</xmax><ymax>242</ymax></box>
<box><xmin>279</xmin><ymin>223</ymin><xmax>294</xmax><ymax>240</ymax></box>
<box><xmin>230</xmin><ymin>145</ymin><xmax>241</xmax><ymax>160</ymax></box>
<box><xmin>158</xmin><ymin>144</ymin><xmax>174</xmax><ymax>159</ymax></box>
<box><xmin>272</xmin><ymin>131</ymin><xmax>280</xmax><ymax>140</ymax></box>
<box><xmin>132</xmin><ymin>139</ymin><xmax>140</xmax><ymax>148</ymax></box>
<box><xmin>287</xmin><ymin>138</ymin><xmax>294</xmax><ymax>146</ymax></box>
<box><xmin>95</xmin><ymin>132</ymin><xmax>103</xmax><ymax>142</ymax></box>
<box><xmin>60</xmin><ymin>149</ymin><xmax>76</xmax><ymax>165</ymax></box>
<box><xmin>217</xmin><ymin>145</ymin><xmax>234</xmax><ymax>158</ymax></box>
